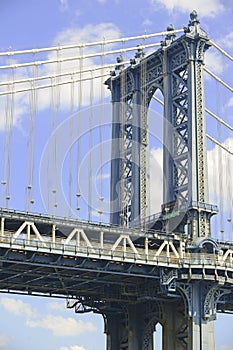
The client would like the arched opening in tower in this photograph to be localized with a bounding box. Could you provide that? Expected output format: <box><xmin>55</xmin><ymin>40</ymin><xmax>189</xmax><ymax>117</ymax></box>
<box><xmin>147</xmin><ymin>88</ymin><xmax>164</xmax><ymax>216</ymax></box>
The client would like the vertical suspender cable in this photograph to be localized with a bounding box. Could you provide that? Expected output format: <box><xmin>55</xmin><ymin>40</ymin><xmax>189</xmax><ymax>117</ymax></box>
<box><xmin>98</xmin><ymin>42</ymin><xmax>105</xmax><ymax>223</ymax></box>
<box><xmin>53</xmin><ymin>48</ymin><xmax>62</xmax><ymax>214</ymax></box>
<box><xmin>216</xmin><ymin>80</ymin><xmax>224</xmax><ymax>240</ymax></box>
<box><xmin>210</xmin><ymin>137</ymin><xmax>218</xmax><ymax>237</ymax></box>
<box><xmin>88</xmin><ymin>70</ymin><xmax>94</xmax><ymax>222</ymax></box>
<box><xmin>212</xmin><ymin>82</ymin><xmax>219</xmax><ymax>237</ymax></box>
<box><xmin>76</xmin><ymin>48</ymin><xmax>83</xmax><ymax>218</ymax></box>
<box><xmin>2</xmin><ymin>81</ymin><xmax>11</xmax><ymax>207</ymax></box>
<box><xmin>222</xmin><ymin>57</ymin><xmax>232</xmax><ymax>241</ymax></box>
<box><xmin>68</xmin><ymin>74</ymin><xmax>75</xmax><ymax>217</ymax></box>
<box><xmin>48</xmin><ymin>76</ymin><xmax>55</xmax><ymax>214</ymax></box>
<box><xmin>26</xmin><ymin>56</ymin><xmax>38</xmax><ymax>211</ymax></box>
<box><xmin>26</xmin><ymin>81</ymin><xmax>33</xmax><ymax>211</ymax></box>
<box><xmin>5</xmin><ymin>61</ymin><xmax>15</xmax><ymax>208</ymax></box>
<box><xmin>226</xmin><ymin>137</ymin><xmax>233</xmax><ymax>241</ymax></box>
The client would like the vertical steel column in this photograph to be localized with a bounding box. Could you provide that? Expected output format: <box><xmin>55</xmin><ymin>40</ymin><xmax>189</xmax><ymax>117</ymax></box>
<box><xmin>184</xmin><ymin>12</ymin><xmax>212</xmax><ymax>238</ymax></box>
<box><xmin>105</xmin><ymin>313</ymin><xmax>125</xmax><ymax>350</ymax></box>
<box><xmin>106</xmin><ymin>49</ymin><xmax>149</xmax><ymax>226</ymax></box>
<box><xmin>104</xmin><ymin>302</ymin><xmax>159</xmax><ymax>350</ymax></box>
<box><xmin>176</xmin><ymin>281</ymin><xmax>230</xmax><ymax>350</ymax></box>
<box><xmin>162</xmin><ymin>11</ymin><xmax>216</xmax><ymax>237</ymax></box>
<box><xmin>127</xmin><ymin>303</ymin><xmax>156</xmax><ymax>350</ymax></box>
<box><xmin>162</xmin><ymin>301</ymin><xmax>187</xmax><ymax>350</ymax></box>
<box><xmin>160</xmin><ymin>280</ymin><xmax>230</xmax><ymax>350</ymax></box>
<box><xmin>109</xmin><ymin>80</ymin><xmax>122</xmax><ymax>225</ymax></box>
<box><xmin>187</xmin><ymin>283</ymin><xmax>215</xmax><ymax>350</ymax></box>
<box><xmin>127</xmin><ymin>305</ymin><xmax>145</xmax><ymax>350</ymax></box>
<box><xmin>162</xmin><ymin>299</ymin><xmax>215</xmax><ymax>350</ymax></box>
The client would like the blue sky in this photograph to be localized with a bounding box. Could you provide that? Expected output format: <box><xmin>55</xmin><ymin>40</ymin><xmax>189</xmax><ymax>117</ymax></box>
<box><xmin>0</xmin><ymin>0</ymin><xmax>232</xmax><ymax>349</ymax></box>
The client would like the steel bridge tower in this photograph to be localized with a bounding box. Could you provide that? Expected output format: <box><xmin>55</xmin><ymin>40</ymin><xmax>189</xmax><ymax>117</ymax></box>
<box><xmin>107</xmin><ymin>10</ymin><xmax>217</xmax><ymax>237</ymax></box>
<box><xmin>104</xmin><ymin>11</ymin><xmax>222</xmax><ymax>350</ymax></box>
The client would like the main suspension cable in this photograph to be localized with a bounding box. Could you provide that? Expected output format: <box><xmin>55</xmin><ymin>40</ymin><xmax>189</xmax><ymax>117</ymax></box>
<box><xmin>204</xmin><ymin>67</ymin><xmax>233</xmax><ymax>93</ymax></box>
<box><xmin>0</xmin><ymin>59</ymin><xmax>131</xmax><ymax>88</ymax></box>
<box><xmin>0</xmin><ymin>42</ymin><xmax>161</xmax><ymax>71</ymax></box>
<box><xmin>0</xmin><ymin>28</ymin><xmax>183</xmax><ymax>57</ymax></box>
<box><xmin>206</xmin><ymin>108</ymin><xmax>233</xmax><ymax>131</ymax></box>
<box><xmin>209</xmin><ymin>40</ymin><xmax>233</xmax><ymax>62</ymax></box>
<box><xmin>206</xmin><ymin>134</ymin><xmax>233</xmax><ymax>155</ymax></box>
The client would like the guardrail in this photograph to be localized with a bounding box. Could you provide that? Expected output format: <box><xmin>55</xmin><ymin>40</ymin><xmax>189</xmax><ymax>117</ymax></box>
<box><xmin>0</xmin><ymin>236</ymin><xmax>232</xmax><ymax>271</ymax></box>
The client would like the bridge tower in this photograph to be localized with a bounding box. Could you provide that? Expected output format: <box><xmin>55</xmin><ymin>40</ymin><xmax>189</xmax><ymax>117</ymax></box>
<box><xmin>106</xmin><ymin>10</ymin><xmax>217</xmax><ymax>238</ymax></box>
<box><xmin>104</xmin><ymin>11</ymin><xmax>222</xmax><ymax>350</ymax></box>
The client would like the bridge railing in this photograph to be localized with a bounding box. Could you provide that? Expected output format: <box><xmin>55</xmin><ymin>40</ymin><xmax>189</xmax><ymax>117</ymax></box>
<box><xmin>0</xmin><ymin>234</ymin><xmax>233</xmax><ymax>271</ymax></box>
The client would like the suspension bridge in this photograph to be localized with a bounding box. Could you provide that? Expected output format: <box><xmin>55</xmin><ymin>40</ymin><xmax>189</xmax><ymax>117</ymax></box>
<box><xmin>0</xmin><ymin>10</ymin><xmax>232</xmax><ymax>349</ymax></box>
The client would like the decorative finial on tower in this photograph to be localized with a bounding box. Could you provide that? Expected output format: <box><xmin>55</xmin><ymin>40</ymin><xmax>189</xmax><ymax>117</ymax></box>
<box><xmin>110</xmin><ymin>55</ymin><xmax>125</xmax><ymax>76</ymax></box>
<box><xmin>130</xmin><ymin>44</ymin><xmax>145</xmax><ymax>65</ymax></box>
<box><xmin>135</xmin><ymin>44</ymin><xmax>145</xmax><ymax>59</ymax></box>
<box><xmin>189</xmin><ymin>10</ymin><xmax>200</xmax><ymax>26</ymax></box>
<box><xmin>184</xmin><ymin>10</ymin><xmax>207</xmax><ymax>36</ymax></box>
<box><xmin>167</xmin><ymin>24</ymin><xmax>175</xmax><ymax>32</ymax></box>
<box><xmin>161</xmin><ymin>24</ymin><xmax>176</xmax><ymax>47</ymax></box>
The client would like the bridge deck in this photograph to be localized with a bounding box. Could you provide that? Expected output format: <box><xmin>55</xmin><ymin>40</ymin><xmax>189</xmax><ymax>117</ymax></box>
<box><xmin>0</xmin><ymin>209</ymin><xmax>232</xmax><ymax>307</ymax></box>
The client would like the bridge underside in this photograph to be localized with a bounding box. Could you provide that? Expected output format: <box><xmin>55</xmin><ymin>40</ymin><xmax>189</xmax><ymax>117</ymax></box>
<box><xmin>0</xmin><ymin>243</ymin><xmax>233</xmax><ymax>350</ymax></box>
<box><xmin>0</xmin><ymin>244</ymin><xmax>162</xmax><ymax>298</ymax></box>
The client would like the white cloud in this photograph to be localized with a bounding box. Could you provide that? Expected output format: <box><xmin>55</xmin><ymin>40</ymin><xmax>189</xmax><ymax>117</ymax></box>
<box><xmin>95</xmin><ymin>172</ymin><xmax>110</xmax><ymax>181</ymax></box>
<box><xmin>227</xmin><ymin>97</ymin><xmax>233</xmax><ymax>108</ymax></box>
<box><xmin>142</xmin><ymin>19</ymin><xmax>153</xmax><ymax>27</ymax></box>
<box><xmin>46</xmin><ymin>300</ymin><xmax>66</xmax><ymax>311</ymax></box>
<box><xmin>219</xmin><ymin>31</ymin><xmax>233</xmax><ymax>50</ymax></box>
<box><xmin>205</xmin><ymin>50</ymin><xmax>225</xmax><ymax>75</ymax></box>
<box><xmin>216</xmin><ymin>346</ymin><xmax>233</xmax><ymax>350</ymax></box>
<box><xmin>148</xmin><ymin>138</ymin><xmax>233</xmax><ymax>216</ymax></box>
<box><xmin>0</xmin><ymin>335</ymin><xmax>9</xmax><ymax>348</ymax></box>
<box><xmin>207</xmin><ymin>138</ymin><xmax>233</xmax><ymax>206</ymax></box>
<box><xmin>60</xmin><ymin>346</ymin><xmax>86</xmax><ymax>350</ymax></box>
<box><xmin>0</xmin><ymin>297</ymin><xmax>96</xmax><ymax>341</ymax></box>
<box><xmin>59</xmin><ymin>0</ymin><xmax>69</xmax><ymax>11</ymax></box>
<box><xmin>26</xmin><ymin>314</ymin><xmax>97</xmax><ymax>336</ymax></box>
<box><xmin>52</xmin><ymin>22</ymin><xmax>120</xmax><ymax>46</ymax></box>
<box><xmin>31</xmin><ymin>22</ymin><xmax>121</xmax><ymax>111</ymax></box>
<box><xmin>0</xmin><ymin>64</ymin><xmax>32</xmax><ymax>130</ymax></box>
<box><xmin>38</xmin><ymin>23</ymin><xmax>120</xmax><ymax>110</ymax></box>
<box><xmin>0</xmin><ymin>22</ymin><xmax>121</xmax><ymax>131</ymax></box>
<box><xmin>0</xmin><ymin>297</ymin><xmax>36</xmax><ymax>319</ymax></box>
<box><xmin>149</xmin><ymin>0</ymin><xmax>225</xmax><ymax>17</ymax></box>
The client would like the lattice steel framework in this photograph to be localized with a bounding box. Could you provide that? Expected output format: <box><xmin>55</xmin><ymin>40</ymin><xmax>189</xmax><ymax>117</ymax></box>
<box><xmin>106</xmin><ymin>11</ymin><xmax>217</xmax><ymax>237</ymax></box>
<box><xmin>107</xmin><ymin>49</ymin><xmax>149</xmax><ymax>226</ymax></box>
